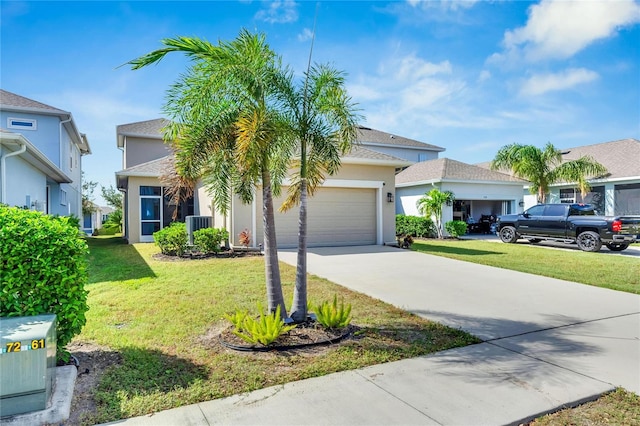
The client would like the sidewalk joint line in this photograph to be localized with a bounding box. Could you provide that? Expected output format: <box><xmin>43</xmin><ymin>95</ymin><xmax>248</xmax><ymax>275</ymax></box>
<box><xmin>482</xmin><ymin>311</ymin><xmax>640</xmax><ymax>343</ymax></box>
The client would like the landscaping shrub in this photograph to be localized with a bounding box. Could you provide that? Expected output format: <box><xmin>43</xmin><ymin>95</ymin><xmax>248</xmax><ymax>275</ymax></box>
<box><xmin>193</xmin><ymin>227</ymin><xmax>229</xmax><ymax>254</ymax></box>
<box><xmin>312</xmin><ymin>295</ymin><xmax>352</xmax><ymax>328</ymax></box>
<box><xmin>445</xmin><ymin>220</ymin><xmax>468</xmax><ymax>238</ymax></box>
<box><xmin>396</xmin><ymin>214</ymin><xmax>435</xmax><ymax>238</ymax></box>
<box><xmin>153</xmin><ymin>222</ymin><xmax>188</xmax><ymax>256</ymax></box>
<box><xmin>224</xmin><ymin>304</ymin><xmax>296</xmax><ymax>346</ymax></box>
<box><xmin>0</xmin><ymin>206</ymin><xmax>89</xmax><ymax>362</ymax></box>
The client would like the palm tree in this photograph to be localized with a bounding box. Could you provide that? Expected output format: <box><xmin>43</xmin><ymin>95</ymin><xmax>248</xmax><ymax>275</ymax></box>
<box><xmin>127</xmin><ymin>31</ymin><xmax>291</xmax><ymax>318</ymax></box>
<box><xmin>491</xmin><ymin>143</ymin><xmax>608</xmax><ymax>203</ymax></box>
<box><xmin>417</xmin><ymin>188</ymin><xmax>455</xmax><ymax>239</ymax></box>
<box><xmin>278</xmin><ymin>64</ymin><xmax>360</xmax><ymax>322</ymax></box>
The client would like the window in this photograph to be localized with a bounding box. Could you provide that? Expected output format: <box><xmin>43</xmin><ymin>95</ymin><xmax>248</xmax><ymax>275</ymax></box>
<box><xmin>140</xmin><ymin>186</ymin><xmax>162</xmax><ymax>242</ymax></box>
<box><xmin>7</xmin><ymin>117</ymin><xmax>37</xmax><ymax>131</ymax></box>
<box><xmin>559</xmin><ymin>188</ymin><xmax>575</xmax><ymax>204</ymax></box>
<box><xmin>544</xmin><ymin>204</ymin><xmax>567</xmax><ymax>216</ymax></box>
<box><xmin>60</xmin><ymin>189</ymin><xmax>67</xmax><ymax>206</ymax></box>
<box><xmin>524</xmin><ymin>205</ymin><xmax>545</xmax><ymax>216</ymax></box>
<box><xmin>418</xmin><ymin>153</ymin><xmax>428</xmax><ymax>162</ymax></box>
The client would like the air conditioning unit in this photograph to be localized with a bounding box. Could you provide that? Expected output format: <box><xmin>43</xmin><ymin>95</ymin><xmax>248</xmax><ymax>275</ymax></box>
<box><xmin>185</xmin><ymin>215</ymin><xmax>212</xmax><ymax>245</ymax></box>
<box><xmin>0</xmin><ymin>314</ymin><xmax>57</xmax><ymax>417</ymax></box>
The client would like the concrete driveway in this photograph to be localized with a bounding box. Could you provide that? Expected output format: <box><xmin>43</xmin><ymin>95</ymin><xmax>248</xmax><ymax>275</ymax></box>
<box><xmin>279</xmin><ymin>245</ymin><xmax>640</xmax><ymax>394</ymax></box>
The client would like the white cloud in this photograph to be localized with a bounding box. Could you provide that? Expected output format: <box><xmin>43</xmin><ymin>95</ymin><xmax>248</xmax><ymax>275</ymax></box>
<box><xmin>478</xmin><ymin>70</ymin><xmax>491</xmax><ymax>83</ymax></box>
<box><xmin>499</xmin><ymin>0</ymin><xmax>640</xmax><ymax>63</ymax></box>
<box><xmin>297</xmin><ymin>28</ymin><xmax>313</xmax><ymax>42</ymax></box>
<box><xmin>406</xmin><ymin>0</ymin><xmax>480</xmax><ymax>11</ymax></box>
<box><xmin>255</xmin><ymin>0</ymin><xmax>298</xmax><ymax>24</ymax></box>
<box><xmin>519</xmin><ymin>68</ymin><xmax>599</xmax><ymax>96</ymax></box>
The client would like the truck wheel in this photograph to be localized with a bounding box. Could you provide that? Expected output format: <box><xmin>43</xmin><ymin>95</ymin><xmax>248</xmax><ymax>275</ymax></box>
<box><xmin>499</xmin><ymin>226</ymin><xmax>518</xmax><ymax>243</ymax></box>
<box><xmin>576</xmin><ymin>231</ymin><xmax>602</xmax><ymax>252</ymax></box>
<box><xmin>606</xmin><ymin>243</ymin><xmax>630</xmax><ymax>252</ymax></box>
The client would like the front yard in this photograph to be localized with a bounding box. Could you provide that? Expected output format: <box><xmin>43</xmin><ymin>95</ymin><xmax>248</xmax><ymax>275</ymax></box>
<box><xmin>72</xmin><ymin>237</ymin><xmax>478</xmax><ymax>424</ymax></box>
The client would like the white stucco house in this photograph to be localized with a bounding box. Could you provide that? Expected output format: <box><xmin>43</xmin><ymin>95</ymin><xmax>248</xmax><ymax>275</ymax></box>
<box><xmin>0</xmin><ymin>90</ymin><xmax>90</xmax><ymax>217</ymax></box>
<box><xmin>395</xmin><ymin>158</ymin><xmax>527</xmax><ymax>229</ymax></box>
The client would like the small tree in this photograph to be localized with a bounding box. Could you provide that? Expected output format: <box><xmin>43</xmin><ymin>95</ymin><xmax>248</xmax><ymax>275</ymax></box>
<box><xmin>82</xmin><ymin>172</ymin><xmax>98</xmax><ymax>216</ymax></box>
<box><xmin>416</xmin><ymin>188</ymin><xmax>455</xmax><ymax>239</ymax></box>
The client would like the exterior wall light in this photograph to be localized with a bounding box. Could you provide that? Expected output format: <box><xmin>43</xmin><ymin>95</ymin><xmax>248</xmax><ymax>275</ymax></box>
<box><xmin>387</xmin><ymin>192</ymin><xmax>394</xmax><ymax>203</ymax></box>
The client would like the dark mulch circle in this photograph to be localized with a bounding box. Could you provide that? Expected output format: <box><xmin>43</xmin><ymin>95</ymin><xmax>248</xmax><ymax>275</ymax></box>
<box><xmin>219</xmin><ymin>321</ymin><xmax>355</xmax><ymax>352</ymax></box>
<box><xmin>152</xmin><ymin>249</ymin><xmax>263</xmax><ymax>262</ymax></box>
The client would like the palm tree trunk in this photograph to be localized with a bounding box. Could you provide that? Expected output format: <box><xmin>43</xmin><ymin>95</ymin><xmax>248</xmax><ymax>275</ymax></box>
<box><xmin>261</xmin><ymin>168</ymin><xmax>287</xmax><ymax>319</ymax></box>
<box><xmin>290</xmin><ymin>179</ymin><xmax>308</xmax><ymax>323</ymax></box>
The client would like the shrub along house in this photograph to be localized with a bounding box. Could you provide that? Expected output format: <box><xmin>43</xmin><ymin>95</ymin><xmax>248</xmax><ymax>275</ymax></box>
<box><xmin>115</xmin><ymin>119</ymin><xmax>412</xmax><ymax>247</ymax></box>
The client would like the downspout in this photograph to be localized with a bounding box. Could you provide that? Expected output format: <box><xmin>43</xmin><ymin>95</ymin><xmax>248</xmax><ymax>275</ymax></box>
<box><xmin>1</xmin><ymin>141</ymin><xmax>27</xmax><ymax>204</ymax></box>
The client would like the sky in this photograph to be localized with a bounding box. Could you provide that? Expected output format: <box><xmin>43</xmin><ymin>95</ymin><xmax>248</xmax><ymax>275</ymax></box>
<box><xmin>2</xmin><ymin>0</ymin><xmax>639</xmax><ymax>206</ymax></box>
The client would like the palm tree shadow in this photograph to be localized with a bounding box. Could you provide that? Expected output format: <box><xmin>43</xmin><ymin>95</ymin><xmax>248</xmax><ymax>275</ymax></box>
<box><xmin>86</xmin><ymin>237</ymin><xmax>156</xmax><ymax>283</ymax></box>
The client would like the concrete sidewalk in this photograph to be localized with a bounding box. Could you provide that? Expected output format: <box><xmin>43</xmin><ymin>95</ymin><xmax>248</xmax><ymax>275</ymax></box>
<box><xmin>108</xmin><ymin>245</ymin><xmax>639</xmax><ymax>425</ymax></box>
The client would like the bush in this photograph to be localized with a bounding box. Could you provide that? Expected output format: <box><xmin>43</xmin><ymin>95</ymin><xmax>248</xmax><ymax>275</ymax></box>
<box><xmin>224</xmin><ymin>304</ymin><xmax>296</xmax><ymax>346</ymax></box>
<box><xmin>396</xmin><ymin>215</ymin><xmax>435</xmax><ymax>238</ymax></box>
<box><xmin>0</xmin><ymin>206</ymin><xmax>89</xmax><ymax>362</ymax></box>
<box><xmin>312</xmin><ymin>295</ymin><xmax>352</xmax><ymax>328</ymax></box>
<box><xmin>154</xmin><ymin>222</ymin><xmax>188</xmax><ymax>256</ymax></box>
<box><xmin>445</xmin><ymin>220</ymin><xmax>468</xmax><ymax>238</ymax></box>
<box><xmin>193</xmin><ymin>227</ymin><xmax>229</xmax><ymax>254</ymax></box>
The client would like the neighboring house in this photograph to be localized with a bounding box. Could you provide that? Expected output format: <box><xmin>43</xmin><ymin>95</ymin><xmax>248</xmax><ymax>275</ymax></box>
<box><xmin>395</xmin><ymin>158</ymin><xmax>527</xmax><ymax>228</ymax></box>
<box><xmin>82</xmin><ymin>202</ymin><xmax>103</xmax><ymax>235</ymax></box>
<box><xmin>100</xmin><ymin>206</ymin><xmax>115</xmax><ymax>224</ymax></box>
<box><xmin>476</xmin><ymin>139</ymin><xmax>640</xmax><ymax>215</ymax></box>
<box><xmin>115</xmin><ymin>119</ymin><xmax>411</xmax><ymax>247</ymax></box>
<box><xmin>536</xmin><ymin>139</ymin><xmax>640</xmax><ymax>216</ymax></box>
<box><xmin>0</xmin><ymin>90</ymin><xmax>90</xmax><ymax>217</ymax></box>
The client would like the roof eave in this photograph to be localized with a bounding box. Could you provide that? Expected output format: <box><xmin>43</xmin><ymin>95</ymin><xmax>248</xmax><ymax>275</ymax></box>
<box><xmin>0</xmin><ymin>132</ymin><xmax>72</xmax><ymax>183</ymax></box>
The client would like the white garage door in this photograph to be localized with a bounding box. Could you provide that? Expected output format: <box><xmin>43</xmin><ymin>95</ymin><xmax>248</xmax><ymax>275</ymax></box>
<box><xmin>265</xmin><ymin>187</ymin><xmax>377</xmax><ymax>248</ymax></box>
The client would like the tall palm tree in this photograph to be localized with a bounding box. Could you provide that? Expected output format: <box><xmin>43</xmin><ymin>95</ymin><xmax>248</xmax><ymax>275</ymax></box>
<box><xmin>278</xmin><ymin>64</ymin><xmax>360</xmax><ymax>322</ymax></box>
<box><xmin>417</xmin><ymin>188</ymin><xmax>455</xmax><ymax>239</ymax></box>
<box><xmin>127</xmin><ymin>31</ymin><xmax>291</xmax><ymax>317</ymax></box>
<box><xmin>490</xmin><ymin>143</ymin><xmax>608</xmax><ymax>203</ymax></box>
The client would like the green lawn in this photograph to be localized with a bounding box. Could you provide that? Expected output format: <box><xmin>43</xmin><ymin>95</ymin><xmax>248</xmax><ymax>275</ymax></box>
<box><xmin>77</xmin><ymin>236</ymin><xmax>478</xmax><ymax>424</ymax></box>
<box><xmin>411</xmin><ymin>239</ymin><xmax>639</xmax><ymax>294</ymax></box>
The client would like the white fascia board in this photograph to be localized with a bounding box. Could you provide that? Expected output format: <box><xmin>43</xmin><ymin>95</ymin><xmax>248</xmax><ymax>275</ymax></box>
<box><xmin>1</xmin><ymin>132</ymin><xmax>72</xmax><ymax>183</ymax></box>
<box><xmin>548</xmin><ymin>176</ymin><xmax>640</xmax><ymax>186</ymax></box>
<box><xmin>115</xmin><ymin>171</ymin><xmax>160</xmax><ymax>178</ymax></box>
<box><xmin>395</xmin><ymin>179</ymin><xmax>440</xmax><ymax>188</ymax></box>
<box><xmin>396</xmin><ymin>178</ymin><xmax>526</xmax><ymax>188</ymax></box>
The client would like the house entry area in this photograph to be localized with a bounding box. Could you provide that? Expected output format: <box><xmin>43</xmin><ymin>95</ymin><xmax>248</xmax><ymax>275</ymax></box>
<box><xmin>139</xmin><ymin>186</ymin><xmax>194</xmax><ymax>242</ymax></box>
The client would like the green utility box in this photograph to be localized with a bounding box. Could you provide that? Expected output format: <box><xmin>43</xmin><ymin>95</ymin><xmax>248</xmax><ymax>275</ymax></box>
<box><xmin>0</xmin><ymin>314</ymin><xmax>57</xmax><ymax>418</ymax></box>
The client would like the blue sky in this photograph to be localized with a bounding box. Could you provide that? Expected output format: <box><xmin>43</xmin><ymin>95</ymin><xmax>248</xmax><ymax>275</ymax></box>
<box><xmin>2</xmin><ymin>0</ymin><xmax>639</xmax><ymax>205</ymax></box>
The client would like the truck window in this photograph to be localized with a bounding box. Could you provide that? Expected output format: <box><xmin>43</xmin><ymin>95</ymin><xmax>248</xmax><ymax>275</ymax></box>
<box><xmin>544</xmin><ymin>205</ymin><xmax>567</xmax><ymax>216</ymax></box>
<box><xmin>524</xmin><ymin>205</ymin><xmax>545</xmax><ymax>216</ymax></box>
<box><xmin>569</xmin><ymin>206</ymin><xmax>596</xmax><ymax>216</ymax></box>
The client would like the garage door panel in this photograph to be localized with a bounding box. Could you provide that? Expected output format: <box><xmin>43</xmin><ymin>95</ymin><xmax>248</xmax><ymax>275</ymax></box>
<box><xmin>261</xmin><ymin>187</ymin><xmax>376</xmax><ymax>248</ymax></box>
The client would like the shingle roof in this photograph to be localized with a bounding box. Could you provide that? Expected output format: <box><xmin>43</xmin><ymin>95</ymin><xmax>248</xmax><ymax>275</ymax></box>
<box><xmin>0</xmin><ymin>89</ymin><xmax>67</xmax><ymax>114</ymax></box>
<box><xmin>116</xmin><ymin>118</ymin><xmax>170</xmax><ymax>139</ymax></box>
<box><xmin>560</xmin><ymin>138</ymin><xmax>639</xmax><ymax>180</ymax></box>
<box><xmin>396</xmin><ymin>158</ymin><xmax>526</xmax><ymax>185</ymax></box>
<box><xmin>357</xmin><ymin>126</ymin><xmax>444</xmax><ymax>151</ymax></box>
<box><xmin>344</xmin><ymin>145</ymin><xmax>412</xmax><ymax>165</ymax></box>
<box><xmin>476</xmin><ymin>139</ymin><xmax>640</xmax><ymax>180</ymax></box>
<box><xmin>116</xmin><ymin>155</ymin><xmax>173</xmax><ymax>177</ymax></box>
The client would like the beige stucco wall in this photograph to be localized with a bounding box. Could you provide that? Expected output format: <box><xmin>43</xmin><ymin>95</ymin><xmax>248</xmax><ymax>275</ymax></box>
<box><xmin>214</xmin><ymin>163</ymin><xmax>398</xmax><ymax>247</ymax></box>
<box><xmin>124</xmin><ymin>176</ymin><xmax>162</xmax><ymax>244</ymax></box>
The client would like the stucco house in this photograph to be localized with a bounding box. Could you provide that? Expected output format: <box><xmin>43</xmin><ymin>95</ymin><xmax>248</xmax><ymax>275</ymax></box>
<box><xmin>395</xmin><ymin>158</ymin><xmax>527</xmax><ymax>228</ymax></box>
<box><xmin>115</xmin><ymin>119</ymin><xmax>413</xmax><ymax>247</ymax></box>
<box><xmin>525</xmin><ymin>139</ymin><xmax>640</xmax><ymax>216</ymax></box>
<box><xmin>0</xmin><ymin>90</ymin><xmax>90</xmax><ymax>217</ymax></box>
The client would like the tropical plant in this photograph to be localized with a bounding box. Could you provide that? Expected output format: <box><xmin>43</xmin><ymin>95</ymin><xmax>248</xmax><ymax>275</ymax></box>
<box><xmin>490</xmin><ymin>142</ymin><xmax>608</xmax><ymax>203</ymax></box>
<box><xmin>128</xmin><ymin>30</ymin><xmax>291</xmax><ymax>317</ymax></box>
<box><xmin>416</xmin><ymin>188</ymin><xmax>455</xmax><ymax>239</ymax></box>
<box><xmin>445</xmin><ymin>220</ymin><xmax>468</xmax><ymax>238</ymax></box>
<box><xmin>312</xmin><ymin>295</ymin><xmax>352</xmax><ymax>329</ymax></box>
<box><xmin>277</xmin><ymin>62</ymin><xmax>360</xmax><ymax>322</ymax></box>
<box><xmin>224</xmin><ymin>304</ymin><xmax>296</xmax><ymax>346</ymax></box>
<box><xmin>82</xmin><ymin>172</ymin><xmax>98</xmax><ymax>216</ymax></box>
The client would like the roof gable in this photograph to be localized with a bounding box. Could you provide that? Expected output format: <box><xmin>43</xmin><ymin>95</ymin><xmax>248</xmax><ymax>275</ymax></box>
<box><xmin>0</xmin><ymin>89</ymin><xmax>67</xmax><ymax>114</ymax></box>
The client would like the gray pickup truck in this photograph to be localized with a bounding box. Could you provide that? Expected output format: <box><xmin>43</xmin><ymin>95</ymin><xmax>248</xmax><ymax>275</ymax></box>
<box><xmin>496</xmin><ymin>203</ymin><xmax>640</xmax><ymax>252</ymax></box>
